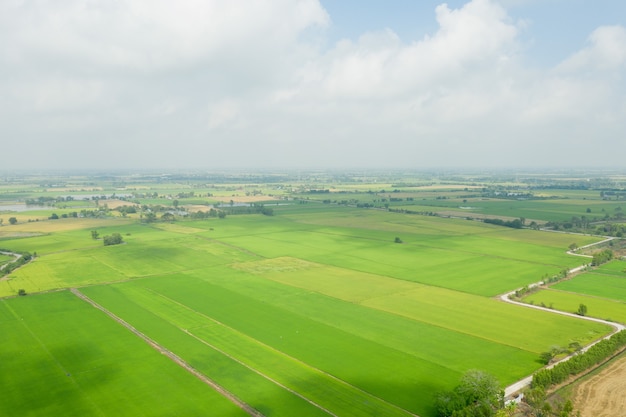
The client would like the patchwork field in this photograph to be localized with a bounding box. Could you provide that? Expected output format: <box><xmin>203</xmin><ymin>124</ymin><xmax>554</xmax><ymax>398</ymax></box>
<box><xmin>522</xmin><ymin>260</ymin><xmax>626</xmax><ymax>323</ymax></box>
<box><xmin>0</xmin><ymin>203</ymin><xmax>615</xmax><ymax>416</ymax></box>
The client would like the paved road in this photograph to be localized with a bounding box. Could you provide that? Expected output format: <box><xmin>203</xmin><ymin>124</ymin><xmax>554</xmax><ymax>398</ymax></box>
<box><xmin>0</xmin><ymin>251</ymin><xmax>22</xmax><ymax>272</ymax></box>
<box><xmin>500</xmin><ymin>239</ymin><xmax>625</xmax><ymax>398</ymax></box>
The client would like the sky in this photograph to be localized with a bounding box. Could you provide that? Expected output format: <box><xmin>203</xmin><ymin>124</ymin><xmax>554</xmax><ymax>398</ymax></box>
<box><xmin>1</xmin><ymin>0</ymin><xmax>625</xmax><ymax>171</ymax></box>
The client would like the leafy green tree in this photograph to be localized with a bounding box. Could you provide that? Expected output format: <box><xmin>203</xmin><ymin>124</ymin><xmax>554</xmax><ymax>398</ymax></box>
<box><xmin>161</xmin><ymin>212</ymin><xmax>175</xmax><ymax>222</ymax></box>
<box><xmin>394</xmin><ymin>237</ymin><xmax>403</xmax><ymax>243</ymax></box>
<box><xmin>103</xmin><ymin>233</ymin><xmax>124</xmax><ymax>246</ymax></box>
<box><xmin>91</xmin><ymin>230</ymin><xmax>99</xmax><ymax>240</ymax></box>
<box><xmin>8</xmin><ymin>217</ymin><xmax>17</xmax><ymax>225</ymax></box>
<box><xmin>435</xmin><ymin>370</ymin><xmax>503</xmax><ymax>417</ymax></box>
<box><xmin>576</xmin><ymin>304</ymin><xmax>587</xmax><ymax>316</ymax></box>
<box><xmin>142</xmin><ymin>212</ymin><xmax>157</xmax><ymax>223</ymax></box>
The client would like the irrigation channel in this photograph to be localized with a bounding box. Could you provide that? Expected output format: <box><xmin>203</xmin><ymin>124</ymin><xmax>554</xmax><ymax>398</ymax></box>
<box><xmin>500</xmin><ymin>237</ymin><xmax>625</xmax><ymax>398</ymax></box>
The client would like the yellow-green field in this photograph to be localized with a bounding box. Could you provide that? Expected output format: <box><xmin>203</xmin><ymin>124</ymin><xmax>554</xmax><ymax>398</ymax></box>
<box><xmin>0</xmin><ymin>201</ymin><xmax>614</xmax><ymax>417</ymax></box>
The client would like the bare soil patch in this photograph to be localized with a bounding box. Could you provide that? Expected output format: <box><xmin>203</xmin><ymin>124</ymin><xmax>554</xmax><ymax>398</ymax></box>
<box><xmin>571</xmin><ymin>353</ymin><xmax>626</xmax><ymax>417</ymax></box>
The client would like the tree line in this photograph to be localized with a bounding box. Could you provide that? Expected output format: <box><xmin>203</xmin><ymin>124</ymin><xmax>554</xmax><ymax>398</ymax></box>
<box><xmin>0</xmin><ymin>250</ymin><xmax>34</xmax><ymax>277</ymax></box>
<box><xmin>532</xmin><ymin>330</ymin><xmax>626</xmax><ymax>390</ymax></box>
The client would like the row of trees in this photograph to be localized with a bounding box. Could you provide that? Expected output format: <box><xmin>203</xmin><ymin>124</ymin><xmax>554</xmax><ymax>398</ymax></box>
<box><xmin>591</xmin><ymin>249</ymin><xmax>614</xmax><ymax>266</ymax></box>
<box><xmin>532</xmin><ymin>330</ymin><xmax>626</xmax><ymax>390</ymax></box>
<box><xmin>0</xmin><ymin>251</ymin><xmax>34</xmax><ymax>277</ymax></box>
<box><xmin>0</xmin><ymin>217</ymin><xmax>18</xmax><ymax>225</ymax></box>
<box><xmin>483</xmin><ymin>218</ymin><xmax>524</xmax><ymax>229</ymax></box>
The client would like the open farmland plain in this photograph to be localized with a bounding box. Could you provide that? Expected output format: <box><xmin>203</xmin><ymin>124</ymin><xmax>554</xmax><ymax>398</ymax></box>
<box><xmin>522</xmin><ymin>260</ymin><xmax>626</xmax><ymax>324</ymax></box>
<box><xmin>1</xmin><ymin>171</ymin><xmax>625</xmax><ymax>416</ymax></box>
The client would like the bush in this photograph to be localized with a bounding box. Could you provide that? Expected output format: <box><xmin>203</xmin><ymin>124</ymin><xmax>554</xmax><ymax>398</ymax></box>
<box><xmin>103</xmin><ymin>233</ymin><xmax>124</xmax><ymax>246</ymax></box>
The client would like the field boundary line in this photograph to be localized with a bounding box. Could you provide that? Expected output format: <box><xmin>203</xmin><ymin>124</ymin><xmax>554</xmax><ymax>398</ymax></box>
<box><xmin>143</xmin><ymin>286</ymin><xmax>420</xmax><ymax>417</ymax></box>
<box><xmin>70</xmin><ymin>288</ymin><xmax>265</xmax><ymax>417</ymax></box>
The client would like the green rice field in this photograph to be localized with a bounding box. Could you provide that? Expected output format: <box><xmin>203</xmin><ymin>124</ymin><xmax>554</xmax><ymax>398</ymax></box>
<box><xmin>0</xmin><ymin>201</ymin><xmax>616</xmax><ymax>416</ymax></box>
<box><xmin>523</xmin><ymin>260</ymin><xmax>626</xmax><ymax>323</ymax></box>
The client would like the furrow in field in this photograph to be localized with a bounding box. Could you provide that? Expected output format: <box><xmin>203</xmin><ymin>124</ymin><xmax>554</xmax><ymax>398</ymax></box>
<box><xmin>114</xmin><ymin>282</ymin><xmax>420</xmax><ymax>417</ymax></box>
<box><xmin>80</xmin><ymin>284</ymin><xmax>343</xmax><ymax>417</ymax></box>
<box><xmin>70</xmin><ymin>288</ymin><xmax>264</xmax><ymax>417</ymax></box>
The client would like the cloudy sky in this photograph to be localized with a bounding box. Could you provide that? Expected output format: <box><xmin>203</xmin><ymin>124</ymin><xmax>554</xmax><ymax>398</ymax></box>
<box><xmin>1</xmin><ymin>0</ymin><xmax>625</xmax><ymax>171</ymax></box>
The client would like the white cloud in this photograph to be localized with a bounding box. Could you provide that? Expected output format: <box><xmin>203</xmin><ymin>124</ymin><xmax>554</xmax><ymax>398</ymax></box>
<box><xmin>557</xmin><ymin>26</ymin><xmax>626</xmax><ymax>73</ymax></box>
<box><xmin>0</xmin><ymin>0</ymin><xmax>624</xmax><ymax>170</ymax></box>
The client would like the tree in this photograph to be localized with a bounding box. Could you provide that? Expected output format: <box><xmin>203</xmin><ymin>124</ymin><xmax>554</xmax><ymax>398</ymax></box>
<box><xmin>9</xmin><ymin>217</ymin><xmax>17</xmax><ymax>225</ymax></box>
<box><xmin>568</xmin><ymin>243</ymin><xmax>578</xmax><ymax>251</ymax></box>
<box><xmin>576</xmin><ymin>303</ymin><xmax>587</xmax><ymax>316</ymax></box>
<box><xmin>49</xmin><ymin>213</ymin><xmax>59</xmax><ymax>220</ymax></box>
<box><xmin>103</xmin><ymin>233</ymin><xmax>124</xmax><ymax>246</ymax></box>
<box><xmin>17</xmin><ymin>289</ymin><xmax>27</xmax><ymax>296</ymax></box>
<box><xmin>394</xmin><ymin>237</ymin><xmax>403</xmax><ymax>243</ymax></box>
<box><xmin>142</xmin><ymin>212</ymin><xmax>157</xmax><ymax>223</ymax></box>
<box><xmin>161</xmin><ymin>212</ymin><xmax>175</xmax><ymax>222</ymax></box>
<box><xmin>91</xmin><ymin>230</ymin><xmax>100</xmax><ymax>240</ymax></box>
<box><xmin>435</xmin><ymin>370</ymin><xmax>503</xmax><ymax>417</ymax></box>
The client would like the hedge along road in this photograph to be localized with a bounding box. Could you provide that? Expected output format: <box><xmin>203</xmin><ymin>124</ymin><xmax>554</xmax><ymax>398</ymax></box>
<box><xmin>500</xmin><ymin>237</ymin><xmax>625</xmax><ymax>398</ymax></box>
<box><xmin>0</xmin><ymin>251</ymin><xmax>22</xmax><ymax>273</ymax></box>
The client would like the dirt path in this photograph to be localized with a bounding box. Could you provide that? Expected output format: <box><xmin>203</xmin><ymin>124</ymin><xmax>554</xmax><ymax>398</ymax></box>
<box><xmin>70</xmin><ymin>288</ymin><xmax>264</xmax><ymax>417</ymax></box>
<box><xmin>571</xmin><ymin>354</ymin><xmax>626</xmax><ymax>416</ymax></box>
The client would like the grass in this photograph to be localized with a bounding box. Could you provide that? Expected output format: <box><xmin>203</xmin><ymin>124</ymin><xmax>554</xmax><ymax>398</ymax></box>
<box><xmin>522</xmin><ymin>289</ymin><xmax>626</xmax><ymax>324</ymax></box>
<box><xmin>84</xmin><ymin>281</ymin><xmax>419</xmax><ymax>417</ymax></box>
<box><xmin>0</xmin><ymin>291</ymin><xmax>249</xmax><ymax>417</ymax></box>
<box><xmin>519</xmin><ymin>260</ymin><xmax>626</xmax><ymax>324</ymax></box>
<box><xmin>81</xmin><ymin>284</ymin><xmax>340</xmax><ymax>417</ymax></box>
<box><xmin>0</xmin><ymin>203</ymin><xmax>616</xmax><ymax>417</ymax></box>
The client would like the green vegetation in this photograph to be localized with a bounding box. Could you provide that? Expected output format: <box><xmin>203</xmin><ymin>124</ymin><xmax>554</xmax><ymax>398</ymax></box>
<box><xmin>0</xmin><ymin>291</ymin><xmax>249</xmax><ymax>417</ymax></box>
<box><xmin>532</xmin><ymin>331</ymin><xmax>626</xmax><ymax>390</ymax></box>
<box><xmin>1</xmin><ymin>170</ymin><xmax>625</xmax><ymax>416</ymax></box>
<box><xmin>591</xmin><ymin>248</ymin><xmax>614</xmax><ymax>266</ymax></box>
<box><xmin>103</xmin><ymin>232</ymin><xmax>124</xmax><ymax>246</ymax></box>
<box><xmin>434</xmin><ymin>370</ymin><xmax>503</xmax><ymax>417</ymax></box>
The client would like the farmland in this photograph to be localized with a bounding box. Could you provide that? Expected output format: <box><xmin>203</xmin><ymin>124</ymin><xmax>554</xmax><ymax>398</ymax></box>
<box><xmin>522</xmin><ymin>260</ymin><xmax>626</xmax><ymax>324</ymax></box>
<box><xmin>1</xmin><ymin>170</ymin><xmax>625</xmax><ymax>416</ymax></box>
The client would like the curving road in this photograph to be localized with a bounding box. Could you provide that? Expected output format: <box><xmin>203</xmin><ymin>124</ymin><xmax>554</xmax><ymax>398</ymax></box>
<box><xmin>0</xmin><ymin>250</ymin><xmax>22</xmax><ymax>272</ymax></box>
<box><xmin>500</xmin><ymin>237</ymin><xmax>625</xmax><ymax>398</ymax></box>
